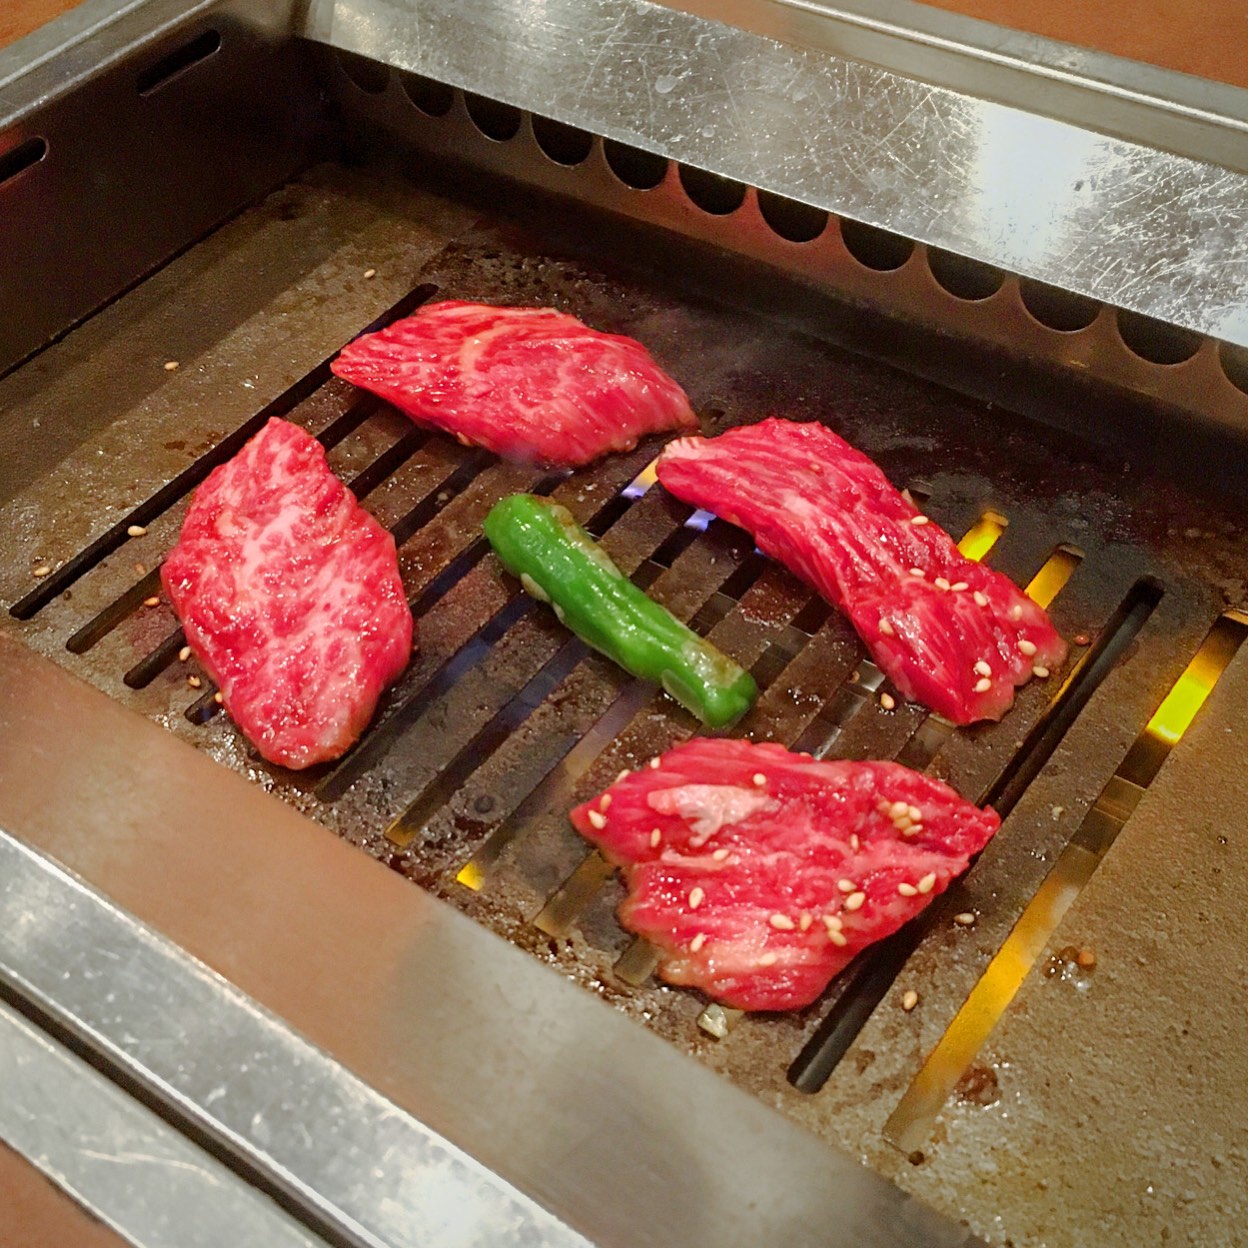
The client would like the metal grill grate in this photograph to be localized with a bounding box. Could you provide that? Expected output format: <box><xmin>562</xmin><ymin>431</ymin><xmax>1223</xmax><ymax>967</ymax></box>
<box><xmin>4</xmin><ymin>160</ymin><xmax>1245</xmax><ymax>1168</ymax></box>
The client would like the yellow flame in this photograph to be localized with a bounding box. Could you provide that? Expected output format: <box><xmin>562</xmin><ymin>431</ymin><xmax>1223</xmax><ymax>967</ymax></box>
<box><xmin>1145</xmin><ymin>645</ymin><xmax>1222</xmax><ymax>747</ymax></box>
<box><xmin>456</xmin><ymin>859</ymin><xmax>485</xmax><ymax>891</ymax></box>
<box><xmin>885</xmin><ymin>613</ymin><xmax>1246</xmax><ymax>1155</ymax></box>
<box><xmin>628</xmin><ymin>460</ymin><xmax>659</xmax><ymax>493</ymax></box>
<box><xmin>956</xmin><ymin>511</ymin><xmax>1007</xmax><ymax>562</ymax></box>
<box><xmin>384</xmin><ymin>820</ymin><xmax>417</xmax><ymax>850</ymax></box>
<box><xmin>1025</xmin><ymin>545</ymin><xmax>1081</xmax><ymax>608</ymax></box>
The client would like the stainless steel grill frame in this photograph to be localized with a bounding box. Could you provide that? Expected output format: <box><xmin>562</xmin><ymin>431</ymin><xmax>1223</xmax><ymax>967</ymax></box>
<box><xmin>3</xmin><ymin>2</ymin><xmax>1248</xmax><ymax>1244</ymax></box>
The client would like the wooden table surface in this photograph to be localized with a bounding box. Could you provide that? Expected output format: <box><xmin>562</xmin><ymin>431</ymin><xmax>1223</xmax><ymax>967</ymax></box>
<box><xmin>918</xmin><ymin>0</ymin><xmax>1248</xmax><ymax>90</ymax></box>
<box><xmin>2</xmin><ymin>0</ymin><xmax>85</xmax><ymax>50</ymax></box>
<box><xmin>3</xmin><ymin>0</ymin><xmax>1245</xmax><ymax>89</ymax></box>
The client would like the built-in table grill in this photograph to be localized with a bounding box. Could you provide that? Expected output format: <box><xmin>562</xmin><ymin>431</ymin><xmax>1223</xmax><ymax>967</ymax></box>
<box><xmin>1</xmin><ymin>2</ymin><xmax>1247</xmax><ymax>1245</ymax></box>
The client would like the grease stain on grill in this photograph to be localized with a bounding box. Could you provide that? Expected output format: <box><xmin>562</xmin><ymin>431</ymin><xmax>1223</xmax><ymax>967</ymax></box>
<box><xmin>954</xmin><ymin>1063</ymin><xmax>1001</xmax><ymax>1108</ymax></box>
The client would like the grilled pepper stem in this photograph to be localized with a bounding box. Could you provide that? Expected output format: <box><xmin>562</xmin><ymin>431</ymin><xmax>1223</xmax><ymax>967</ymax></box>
<box><xmin>484</xmin><ymin>494</ymin><xmax>758</xmax><ymax>728</ymax></box>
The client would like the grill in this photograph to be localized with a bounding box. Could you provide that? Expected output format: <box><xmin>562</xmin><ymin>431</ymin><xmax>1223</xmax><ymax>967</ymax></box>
<box><xmin>3</xmin><ymin>2</ymin><xmax>1248</xmax><ymax>1245</ymax></box>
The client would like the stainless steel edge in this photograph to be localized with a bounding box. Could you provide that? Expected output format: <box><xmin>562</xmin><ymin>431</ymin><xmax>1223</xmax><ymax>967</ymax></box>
<box><xmin>0</xmin><ymin>1000</ymin><xmax>329</xmax><ymax>1248</ymax></box>
<box><xmin>302</xmin><ymin>0</ymin><xmax>1248</xmax><ymax>348</ymax></box>
<box><xmin>0</xmin><ymin>0</ymin><xmax>296</xmax><ymax>124</ymax></box>
<box><xmin>0</xmin><ymin>0</ymin><xmax>223</xmax><ymax>110</ymax></box>
<box><xmin>668</xmin><ymin>0</ymin><xmax>1248</xmax><ymax>157</ymax></box>
<box><xmin>0</xmin><ymin>635</ymin><xmax>980</xmax><ymax>1247</ymax></box>
<box><xmin>0</xmin><ymin>834</ymin><xmax>592</xmax><ymax>1248</ymax></box>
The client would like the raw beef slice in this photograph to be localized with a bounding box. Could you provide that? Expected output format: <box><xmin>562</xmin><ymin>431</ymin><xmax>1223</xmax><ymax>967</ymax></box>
<box><xmin>572</xmin><ymin>738</ymin><xmax>1000</xmax><ymax>1011</ymax></box>
<box><xmin>331</xmin><ymin>300</ymin><xmax>698</xmax><ymax>466</ymax></box>
<box><xmin>657</xmin><ymin>418</ymin><xmax>1067</xmax><ymax>723</ymax></box>
<box><xmin>162</xmin><ymin>417</ymin><xmax>412</xmax><ymax>768</ymax></box>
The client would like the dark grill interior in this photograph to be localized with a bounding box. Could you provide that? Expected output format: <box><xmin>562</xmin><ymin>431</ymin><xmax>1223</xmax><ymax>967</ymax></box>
<box><xmin>5</xmin><ymin>157</ymin><xmax>1247</xmax><ymax>1165</ymax></box>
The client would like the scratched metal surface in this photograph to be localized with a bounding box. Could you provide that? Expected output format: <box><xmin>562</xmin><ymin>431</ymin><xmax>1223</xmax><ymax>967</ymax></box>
<box><xmin>305</xmin><ymin>0</ymin><xmax>1248</xmax><ymax>348</ymax></box>
<box><xmin>664</xmin><ymin>0</ymin><xmax>1248</xmax><ymax>147</ymax></box>
<box><xmin>0</xmin><ymin>1001</ymin><xmax>327</xmax><ymax>1248</ymax></box>
<box><xmin>896</xmin><ymin>645</ymin><xmax>1248</xmax><ymax>1246</ymax></box>
<box><xmin>0</xmin><ymin>832</ymin><xmax>594</xmax><ymax>1248</ymax></box>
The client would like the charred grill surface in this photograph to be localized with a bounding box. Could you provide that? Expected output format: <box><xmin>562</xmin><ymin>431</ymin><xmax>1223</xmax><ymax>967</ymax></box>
<box><xmin>3</xmin><ymin>158</ymin><xmax>1246</xmax><ymax>1177</ymax></box>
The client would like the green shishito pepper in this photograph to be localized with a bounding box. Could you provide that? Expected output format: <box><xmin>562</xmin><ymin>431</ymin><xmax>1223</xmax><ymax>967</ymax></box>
<box><xmin>484</xmin><ymin>494</ymin><xmax>758</xmax><ymax>729</ymax></box>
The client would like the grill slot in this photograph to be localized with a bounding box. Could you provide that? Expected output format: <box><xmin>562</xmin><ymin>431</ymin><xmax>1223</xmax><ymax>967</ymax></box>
<box><xmin>0</xmin><ymin>137</ymin><xmax>48</xmax><ymax>189</ymax></box>
<box><xmin>982</xmin><ymin>578</ymin><xmax>1162</xmax><ymax>816</ymax></box>
<box><xmin>184</xmin><ymin>438</ymin><xmax>514</xmax><ymax>725</ymax></box>
<box><xmin>69</xmin><ymin>396</ymin><xmax>385</xmax><ymax>663</ymax></box>
<box><xmin>136</xmin><ymin>29</ymin><xmax>222</xmax><ymax>97</ymax></box>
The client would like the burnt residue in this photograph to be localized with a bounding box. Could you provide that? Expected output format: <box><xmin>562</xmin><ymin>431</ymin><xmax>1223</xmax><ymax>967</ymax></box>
<box><xmin>954</xmin><ymin>1064</ymin><xmax>1001</xmax><ymax>1109</ymax></box>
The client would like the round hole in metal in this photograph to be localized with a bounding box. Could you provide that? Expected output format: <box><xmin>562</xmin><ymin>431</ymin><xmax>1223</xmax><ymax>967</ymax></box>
<box><xmin>1018</xmin><ymin>279</ymin><xmax>1100</xmax><ymax>332</ymax></box>
<box><xmin>757</xmin><ymin>191</ymin><xmax>827</xmax><ymax>243</ymax></box>
<box><xmin>927</xmin><ymin>248</ymin><xmax>1005</xmax><ymax>301</ymax></box>
<box><xmin>1219</xmin><ymin>342</ymin><xmax>1248</xmax><ymax>395</ymax></box>
<box><xmin>840</xmin><ymin>219</ymin><xmax>914</xmax><ymax>271</ymax></box>
<box><xmin>400</xmin><ymin>71</ymin><xmax>453</xmax><ymax>117</ymax></box>
<box><xmin>532</xmin><ymin>115</ymin><xmax>594</xmax><ymax>166</ymax></box>
<box><xmin>337</xmin><ymin>50</ymin><xmax>389</xmax><ymax>94</ymax></box>
<box><xmin>677</xmin><ymin>164</ymin><xmax>746</xmax><ymax>215</ymax></box>
<box><xmin>603</xmin><ymin>140</ymin><xmax>667</xmax><ymax>190</ymax></box>
<box><xmin>1115</xmin><ymin>309</ymin><xmax>1202</xmax><ymax>365</ymax></box>
<box><xmin>464</xmin><ymin>92</ymin><xmax>522</xmax><ymax>141</ymax></box>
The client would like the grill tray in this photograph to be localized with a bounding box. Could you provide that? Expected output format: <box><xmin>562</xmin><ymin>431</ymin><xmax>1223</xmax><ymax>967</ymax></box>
<box><xmin>3</xmin><ymin>151</ymin><xmax>1247</xmax><ymax>1227</ymax></box>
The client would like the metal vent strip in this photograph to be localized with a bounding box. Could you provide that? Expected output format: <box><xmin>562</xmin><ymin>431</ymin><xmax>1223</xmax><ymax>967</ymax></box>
<box><xmin>324</xmin><ymin>54</ymin><xmax>1248</xmax><ymax>443</ymax></box>
<box><xmin>311</xmin><ymin>0</ymin><xmax>1248</xmax><ymax>355</ymax></box>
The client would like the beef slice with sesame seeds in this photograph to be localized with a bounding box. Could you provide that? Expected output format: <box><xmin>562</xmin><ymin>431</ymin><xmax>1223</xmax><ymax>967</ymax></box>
<box><xmin>656</xmin><ymin>418</ymin><xmax>1066</xmax><ymax>723</ymax></box>
<box><xmin>571</xmin><ymin>739</ymin><xmax>1000</xmax><ymax>1011</ymax></box>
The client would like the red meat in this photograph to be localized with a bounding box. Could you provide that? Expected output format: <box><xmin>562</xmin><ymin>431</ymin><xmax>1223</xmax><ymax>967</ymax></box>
<box><xmin>572</xmin><ymin>739</ymin><xmax>1000</xmax><ymax>1011</ymax></box>
<box><xmin>331</xmin><ymin>301</ymin><xmax>697</xmax><ymax>466</ymax></box>
<box><xmin>657</xmin><ymin>419</ymin><xmax>1066</xmax><ymax>723</ymax></box>
<box><xmin>162</xmin><ymin>418</ymin><xmax>412</xmax><ymax>769</ymax></box>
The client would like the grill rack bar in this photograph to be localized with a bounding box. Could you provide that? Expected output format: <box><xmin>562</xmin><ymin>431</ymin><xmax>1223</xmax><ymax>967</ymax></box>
<box><xmin>8</xmin><ymin>282</ymin><xmax>439</xmax><ymax>624</ymax></box>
